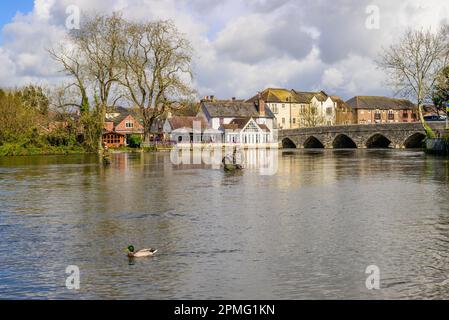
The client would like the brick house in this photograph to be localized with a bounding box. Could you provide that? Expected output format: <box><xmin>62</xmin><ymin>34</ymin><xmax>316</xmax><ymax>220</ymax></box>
<box><xmin>103</xmin><ymin>107</ymin><xmax>144</xmax><ymax>148</ymax></box>
<box><xmin>346</xmin><ymin>96</ymin><xmax>418</xmax><ymax>124</ymax></box>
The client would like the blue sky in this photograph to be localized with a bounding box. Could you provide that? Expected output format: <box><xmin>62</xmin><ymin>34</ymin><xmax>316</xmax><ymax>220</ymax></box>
<box><xmin>0</xmin><ymin>0</ymin><xmax>33</xmax><ymax>43</ymax></box>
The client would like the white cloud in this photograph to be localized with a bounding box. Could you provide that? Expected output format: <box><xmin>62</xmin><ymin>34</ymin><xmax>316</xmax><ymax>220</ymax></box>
<box><xmin>0</xmin><ymin>0</ymin><xmax>448</xmax><ymax>100</ymax></box>
<box><xmin>322</xmin><ymin>68</ymin><xmax>344</xmax><ymax>89</ymax></box>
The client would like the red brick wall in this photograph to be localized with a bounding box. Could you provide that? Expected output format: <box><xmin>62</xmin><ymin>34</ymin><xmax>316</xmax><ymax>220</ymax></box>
<box><xmin>104</xmin><ymin>122</ymin><xmax>114</xmax><ymax>132</ymax></box>
<box><xmin>356</xmin><ymin>109</ymin><xmax>418</xmax><ymax>124</ymax></box>
<box><xmin>115</xmin><ymin>115</ymin><xmax>143</xmax><ymax>133</ymax></box>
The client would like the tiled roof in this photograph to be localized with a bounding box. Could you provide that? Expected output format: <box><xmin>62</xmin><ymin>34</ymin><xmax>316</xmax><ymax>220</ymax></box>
<box><xmin>201</xmin><ymin>101</ymin><xmax>275</xmax><ymax>119</ymax></box>
<box><xmin>168</xmin><ymin>116</ymin><xmax>209</xmax><ymax>130</ymax></box>
<box><xmin>346</xmin><ymin>96</ymin><xmax>416</xmax><ymax>110</ymax></box>
<box><xmin>248</xmin><ymin>88</ymin><xmax>331</xmax><ymax>104</ymax></box>
<box><xmin>247</xmin><ymin>88</ymin><xmax>296</xmax><ymax>103</ymax></box>
<box><xmin>331</xmin><ymin>96</ymin><xmax>349</xmax><ymax>109</ymax></box>
<box><xmin>105</xmin><ymin>106</ymin><xmax>143</xmax><ymax>126</ymax></box>
<box><xmin>292</xmin><ymin>90</ymin><xmax>329</xmax><ymax>103</ymax></box>
<box><xmin>221</xmin><ymin>118</ymin><xmax>270</xmax><ymax>132</ymax></box>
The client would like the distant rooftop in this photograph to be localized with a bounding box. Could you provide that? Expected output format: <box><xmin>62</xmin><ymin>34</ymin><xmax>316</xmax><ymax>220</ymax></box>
<box><xmin>346</xmin><ymin>96</ymin><xmax>416</xmax><ymax>110</ymax></box>
<box><xmin>200</xmin><ymin>100</ymin><xmax>275</xmax><ymax>119</ymax></box>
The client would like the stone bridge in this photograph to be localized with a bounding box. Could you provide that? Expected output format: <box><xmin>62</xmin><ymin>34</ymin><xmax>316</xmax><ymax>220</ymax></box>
<box><xmin>278</xmin><ymin>122</ymin><xmax>446</xmax><ymax>149</ymax></box>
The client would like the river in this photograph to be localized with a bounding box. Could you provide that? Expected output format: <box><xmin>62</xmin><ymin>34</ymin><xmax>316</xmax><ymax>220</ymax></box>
<box><xmin>1</xmin><ymin>149</ymin><xmax>449</xmax><ymax>299</ymax></box>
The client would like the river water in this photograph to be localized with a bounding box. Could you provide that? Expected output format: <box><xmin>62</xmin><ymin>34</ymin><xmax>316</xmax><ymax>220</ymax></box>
<box><xmin>1</xmin><ymin>149</ymin><xmax>449</xmax><ymax>299</ymax></box>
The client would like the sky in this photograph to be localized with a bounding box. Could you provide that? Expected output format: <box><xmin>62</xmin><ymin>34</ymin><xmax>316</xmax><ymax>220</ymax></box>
<box><xmin>0</xmin><ymin>0</ymin><xmax>448</xmax><ymax>101</ymax></box>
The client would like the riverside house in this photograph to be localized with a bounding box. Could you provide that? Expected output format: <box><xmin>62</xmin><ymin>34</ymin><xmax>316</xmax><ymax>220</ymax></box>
<box><xmin>346</xmin><ymin>96</ymin><xmax>417</xmax><ymax>124</ymax></box>
<box><xmin>162</xmin><ymin>116</ymin><xmax>221</xmax><ymax>143</ymax></box>
<box><xmin>292</xmin><ymin>90</ymin><xmax>337</xmax><ymax>127</ymax></box>
<box><xmin>103</xmin><ymin>107</ymin><xmax>144</xmax><ymax>148</ymax></box>
<box><xmin>247</xmin><ymin>88</ymin><xmax>296</xmax><ymax>129</ymax></box>
<box><xmin>247</xmin><ymin>88</ymin><xmax>337</xmax><ymax>129</ymax></box>
<box><xmin>197</xmin><ymin>97</ymin><xmax>276</xmax><ymax>145</ymax></box>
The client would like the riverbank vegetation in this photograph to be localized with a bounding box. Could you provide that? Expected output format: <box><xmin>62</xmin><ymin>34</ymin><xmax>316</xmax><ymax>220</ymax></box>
<box><xmin>0</xmin><ymin>13</ymin><xmax>194</xmax><ymax>157</ymax></box>
<box><xmin>0</xmin><ymin>86</ymin><xmax>84</xmax><ymax>156</ymax></box>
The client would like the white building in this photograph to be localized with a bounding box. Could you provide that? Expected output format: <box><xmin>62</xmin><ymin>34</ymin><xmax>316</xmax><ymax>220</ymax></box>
<box><xmin>198</xmin><ymin>98</ymin><xmax>276</xmax><ymax>145</ymax></box>
<box><xmin>247</xmin><ymin>89</ymin><xmax>337</xmax><ymax>129</ymax></box>
<box><xmin>221</xmin><ymin>118</ymin><xmax>272</xmax><ymax>144</ymax></box>
<box><xmin>293</xmin><ymin>90</ymin><xmax>337</xmax><ymax>127</ymax></box>
<box><xmin>163</xmin><ymin>116</ymin><xmax>221</xmax><ymax>143</ymax></box>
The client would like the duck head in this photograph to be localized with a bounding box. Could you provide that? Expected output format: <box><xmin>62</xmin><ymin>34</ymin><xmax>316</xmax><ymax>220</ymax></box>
<box><xmin>126</xmin><ymin>245</ymin><xmax>135</xmax><ymax>257</ymax></box>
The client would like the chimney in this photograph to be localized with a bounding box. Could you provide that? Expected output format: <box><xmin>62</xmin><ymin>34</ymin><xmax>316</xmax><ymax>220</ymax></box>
<box><xmin>232</xmin><ymin>97</ymin><xmax>236</xmax><ymax>102</ymax></box>
<box><xmin>210</xmin><ymin>95</ymin><xmax>215</xmax><ymax>102</ymax></box>
<box><xmin>258</xmin><ymin>93</ymin><xmax>265</xmax><ymax>116</ymax></box>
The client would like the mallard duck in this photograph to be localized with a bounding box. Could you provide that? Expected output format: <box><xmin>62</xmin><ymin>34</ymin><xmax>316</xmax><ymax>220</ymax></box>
<box><xmin>126</xmin><ymin>245</ymin><xmax>158</xmax><ymax>258</ymax></box>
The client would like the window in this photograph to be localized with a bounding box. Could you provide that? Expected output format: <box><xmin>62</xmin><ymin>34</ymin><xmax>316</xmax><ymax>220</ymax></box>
<box><xmin>326</xmin><ymin>107</ymin><xmax>333</xmax><ymax>115</ymax></box>
<box><xmin>244</xmin><ymin>121</ymin><xmax>260</xmax><ymax>132</ymax></box>
<box><xmin>104</xmin><ymin>134</ymin><xmax>121</xmax><ymax>145</ymax></box>
<box><xmin>388</xmin><ymin>110</ymin><xmax>394</xmax><ymax>120</ymax></box>
<box><xmin>125</xmin><ymin>121</ymin><xmax>134</xmax><ymax>128</ymax></box>
<box><xmin>282</xmin><ymin>118</ymin><xmax>286</xmax><ymax>124</ymax></box>
<box><xmin>374</xmin><ymin>110</ymin><xmax>381</xmax><ymax>120</ymax></box>
<box><xmin>293</xmin><ymin>118</ymin><xmax>296</xmax><ymax>124</ymax></box>
<box><xmin>403</xmin><ymin>111</ymin><xmax>409</xmax><ymax>118</ymax></box>
<box><xmin>282</xmin><ymin>104</ymin><xmax>285</xmax><ymax>108</ymax></box>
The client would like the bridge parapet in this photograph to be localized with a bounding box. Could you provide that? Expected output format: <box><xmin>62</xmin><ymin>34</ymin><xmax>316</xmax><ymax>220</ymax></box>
<box><xmin>279</xmin><ymin>122</ymin><xmax>445</xmax><ymax>149</ymax></box>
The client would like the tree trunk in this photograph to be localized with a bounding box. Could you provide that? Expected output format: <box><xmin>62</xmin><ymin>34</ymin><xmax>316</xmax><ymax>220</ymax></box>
<box><xmin>418</xmin><ymin>103</ymin><xmax>436</xmax><ymax>138</ymax></box>
<box><xmin>143</xmin><ymin>115</ymin><xmax>156</xmax><ymax>146</ymax></box>
<box><xmin>98</xmin><ymin>104</ymin><xmax>106</xmax><ymax>154</ymax></box>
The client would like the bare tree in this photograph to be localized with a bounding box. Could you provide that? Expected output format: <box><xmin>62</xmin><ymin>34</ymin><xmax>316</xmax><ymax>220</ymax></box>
<box><xmin>49</xmin><ymin>46</ymin><xmax>90</xmax><ymax>113</ymax></box>
<box><xmin>378</xmin><ymin>26</ymin><xmax>449</xmax><ymax>137</ymax></box>
<box><xmin>298</xmin><ymin>105</ymin><xmax>326</xmax><ymax>128</ymax></box>
<box><xmin>119</xmin><ymin>20</ymin><xmax>194</xmax><ymax>144</ymax></box>
<box><xmin>50</xmin><ymin>13</ymin><xmax>124</xmax><ymax>151</ymax></box>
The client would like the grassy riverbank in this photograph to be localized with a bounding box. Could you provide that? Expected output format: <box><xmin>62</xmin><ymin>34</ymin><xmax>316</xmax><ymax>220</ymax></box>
<box><xmin>0</xmin><ymin>143</ymin><xmax>86</xmax><ymax>157</ymax></box>
<box><xmin>0</xmin><ymin>144</ymin><xmax>174</xmax><ymax>157</ymax></box>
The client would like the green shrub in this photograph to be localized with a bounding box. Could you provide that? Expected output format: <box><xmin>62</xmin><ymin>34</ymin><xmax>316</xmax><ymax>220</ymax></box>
<box><xmin>128</xmin><ymin>134</ymin><xmax>142</xmax><ymax>148</ymax></box>
<box><xmin>46</xmin><ymin>128</ymin><xmax>77</xmax><ymax>147</ymax></box>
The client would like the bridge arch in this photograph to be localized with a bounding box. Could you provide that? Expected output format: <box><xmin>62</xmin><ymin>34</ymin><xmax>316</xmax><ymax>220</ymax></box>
<box><xmin>366</xmin><ymin>133</ymin><xmax>392</xmax><ymax>148</ymax></box>
<box><xmin>282</xmin><ymin>137</ymin><xmax>297</xmax><ymax>149</ymax></box>
<box><xmin>332</xmin><ymin>134</ymin><xmax>357</xmax><ymax>149</ymax></box>
<box><xmin>403</xmin><ymin>133</ymin><xmax>426</xmax><ymax>149</ymax></box>
<box><xmin>303</xmin><ymin>136</ymin><xmax>325</xmax><ymax>149</ymax></box>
